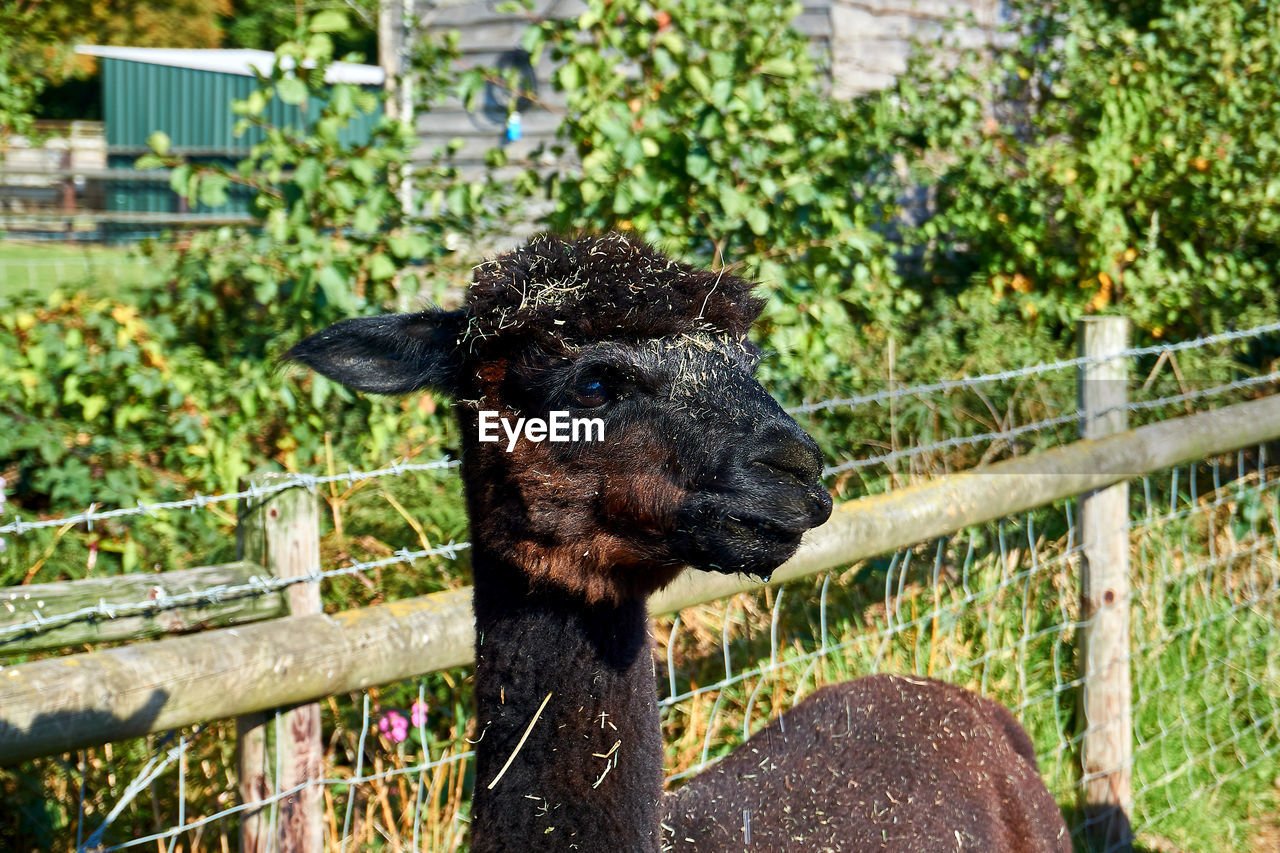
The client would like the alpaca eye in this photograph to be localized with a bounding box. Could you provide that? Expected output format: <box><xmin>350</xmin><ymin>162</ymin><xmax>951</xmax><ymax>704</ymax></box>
<box><xmin>569</xmin><ymin>377</ymin><xmax>609</xmax><ymax>408</ymax></box>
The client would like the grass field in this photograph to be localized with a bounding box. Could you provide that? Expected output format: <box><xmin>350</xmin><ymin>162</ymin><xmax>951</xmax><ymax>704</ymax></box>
<box><xmin>0</xmin><ymin>241</ymin><xmax>152</xmax><ymax>299</ymax></box>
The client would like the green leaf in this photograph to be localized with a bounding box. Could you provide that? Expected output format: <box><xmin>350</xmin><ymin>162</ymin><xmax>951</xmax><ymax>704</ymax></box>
<box><xmin>254</xmin><ymin>277</ymin><xmax>279</xmax><ymax>304</ymax></box>
<box><xmin>521</xmin><ymin>23</ymin><xmax>545</xmax><ymax>56</ymax></box>
<box><xmin>277</xmin><ymin>77</ymin><xmax>308</xmax><ymax>106</ymax></box>
<box><xmin>331</xmin><ymin>180</ymin><xmax>357</xmax><ymax>210</ymax></box>
<box><xmin>388</xmin><ymin>235</ymin><xmax>417</xmax><ymax>258</ymax></box>
<box><xmin>354</xmin><ymin>90</ymin><xmax>379</xmax><ymax>114</ymax></box>
<box><xmin>198</xmin><ymin>173</ymin><xmax>229</xmax><ymax>208</ymax></box>
<box><xmin>317</xmin><ymin>265</ymin><xmax>351</xmax><ymax>308</ymax></box>
<box><xmin>350</xmin><ymin>158</ymin><xmax>376</xmax><ymax>185</ymax></box>
<box><xmin>718</xmin><ymin>185</ymin><xmax>749</xmax><ymax>218</ymax></box>
<box><xmin>331</xmin><ymin>85</ymin><xmax>354</xmax><ymax>116</ymax></box>
<box><xmin>369</xmin><ymin>253</ymin><xmax>397</xmax><ymax>281</ymax></box>
<box><xmin>759</xmin><ymin>58</ymin><xmax>796</xmax><ymax>77</ymax></box>
<box><xmin>81</xmin><ymin>395</ymin><xmax>107</xmax><ymax>422</ymax></box>
<box><xmin>245</xmin><ymin>89</ymin><xmax>269</xmax><ymax>116</ymax></box>
<box><xmin>147</xmin><ymin>131</ymin><xmax>171</xmax><ymax>156</ymax></box>
<box><xmin>295</xmin><ymin>158</ymin><xmax>325</xmax><ymax>192</ymax></box>
<box><xmin>556</xmin><ymin>62</ymin><xmax>581</xmax><ymax>91</ymax></box>
<box><xmin>352</xmin><ymin>205</ymin><xmax>379</xmax><ymax>233</ymax></box>
<box><xmin>745</xmin><ymin>208</ymin><xmax>769</xmax><ymax>235</ymax></box>
<box><xmin>687</xmin><ymin>65</ymin><xmax>711</xmax><ymax>96</ymax></box>
<box><xmin>687</xmin><ymin>149</ymin><xmax>713</xmax><ymax>182</ymax></box>
<box><xmin>309</xmin><ymin>9</ymin><xmax>350</xmax><ymax>33</ymax></box>
<box><xmin>582</xmin><ymin>148</ymin><xmax>613</xmax><ymax>175</ymax></box>
<box><xmin>169</xmin><ymin>164</ymin><xmax>194</xmax><ymax>198</ymax></box>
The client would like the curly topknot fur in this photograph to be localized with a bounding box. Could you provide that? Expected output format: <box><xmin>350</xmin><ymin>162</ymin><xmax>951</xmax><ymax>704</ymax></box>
<box><xmin>463</xmin><ymin>232</ymin><xmax>763</xmax><ymax>351</ymax></box>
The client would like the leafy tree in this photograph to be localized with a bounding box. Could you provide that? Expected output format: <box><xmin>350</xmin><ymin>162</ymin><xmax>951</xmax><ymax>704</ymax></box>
<box><xmin>135</xmin><ymin>9</ymin><xmax>437</xmax><ymax>361</ymax></box>
<box><xmin>12</xmin><ymin>0</ymin><xmax>232</xmax><ymax>83</ymax></box>
<box><xmin>224</xmin><ymin>0</ymin><xmax>378</xmax><ymax>61</ymax></box>
<box><xmin>890</xmin><ymin>0</ymin><xmax>1280</xmax><ymax>340</ymax></box>
<box><xmin>522</xmin><ymin>0</ymin><xmax>910</xmax><ymax>397</ymax></box>
<box><xmin>0</xmin><ymin>12</ymin><xmax>476</xmax><ymax>584</ymax></box>
<box><xmin>0</xmin><ymin>5</ymin><xmax>45</xmax><ymax>140</ymax></box>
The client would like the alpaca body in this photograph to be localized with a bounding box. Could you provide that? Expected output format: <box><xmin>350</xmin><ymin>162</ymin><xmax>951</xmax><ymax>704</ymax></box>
<box><xmin>664</xmin><ymin>675</ymin><xmax>1071</xmax><ymax>852</ymax></box>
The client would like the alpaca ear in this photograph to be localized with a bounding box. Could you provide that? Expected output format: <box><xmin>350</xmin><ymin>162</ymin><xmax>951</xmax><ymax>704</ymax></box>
<box><xmin>284</xmin><ymin>309</ymin><xmax>467</xmax><ymax>396</ymax></box>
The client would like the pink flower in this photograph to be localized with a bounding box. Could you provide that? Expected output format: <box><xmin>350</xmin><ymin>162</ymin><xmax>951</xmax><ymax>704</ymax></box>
<box><xmin>378</xmin><ymin>709</ymin><xmax>409</xmax><ymax>744</ymax></box>
<box><xmin>410</xmin><ymin>699</ymin><xmax>429</xmax><ymax>728</ymax></box>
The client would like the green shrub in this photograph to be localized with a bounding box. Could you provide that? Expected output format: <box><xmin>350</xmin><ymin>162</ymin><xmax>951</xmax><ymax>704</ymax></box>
<box><xmin>0</xmin><ymin>13</ymin><xmax>476</xmax><ymax>587</ymax></box>
<box><xmin>134</xmin><ymin>13</ymin><xmax>444</xmax><ymax>361</ymax></box>
<box><xmin>890</xmin><ymin>0</ymin><xmax>1280</xmax><ymax>339</ymax></box>
<box><xmin>524</xmin><ymin>0</ymin><xmax>911</xmax><ymax>399</ymax></box>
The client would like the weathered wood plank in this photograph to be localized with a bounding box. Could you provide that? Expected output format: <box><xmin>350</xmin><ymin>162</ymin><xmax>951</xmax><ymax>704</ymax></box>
<box><xmin>414</xmin><ymin>108</ymin><xmax>562</xmax><ymax>138</ymax></box>
<box><xmin>0</xmin><ymin>586</ymin><xmax>475</xmax><ymax>764</ymax></box>
<box><xmin>412</xmin><ymin>134</ymin><xmax>566</xmax><ymax>167</ymax></box>
<box><xmin>425</xmin><ymin>0</ymin><xmax>588</xmax><ymax>29</ymax></box>
<box><xmin>0</xmin><ymin>561</ymin><xmax>284</xmax><ymax>655</ymax></box>
<box><xmin>236</xmin><ymin>710</ymin><xmax>271</xmax><ymax>853</ymax></box>
<box><xmin>2</xmin><ymin>393</ymin><xmax>1279</xmax><ymax>763</ymax></box>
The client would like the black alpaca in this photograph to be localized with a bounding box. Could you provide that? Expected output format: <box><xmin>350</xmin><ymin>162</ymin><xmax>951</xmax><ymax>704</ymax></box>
<box><xmin>288</xmin><ymin>232</ymin><xmax>1069</xmax><ymax>852</ymax></box>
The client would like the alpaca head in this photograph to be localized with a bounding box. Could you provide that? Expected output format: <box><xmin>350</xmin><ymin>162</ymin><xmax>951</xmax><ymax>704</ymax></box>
<box><xmin>288</xmin><ymin>233</ymin><xmax>832</xmax><ymax>602</ymax></box>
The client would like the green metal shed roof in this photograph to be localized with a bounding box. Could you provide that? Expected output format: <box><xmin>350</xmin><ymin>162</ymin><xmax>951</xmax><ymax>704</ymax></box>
<box><xmin>78</xmin><ymin>46</ymin><xmax>385</xmax><ymax>153</ymax></box>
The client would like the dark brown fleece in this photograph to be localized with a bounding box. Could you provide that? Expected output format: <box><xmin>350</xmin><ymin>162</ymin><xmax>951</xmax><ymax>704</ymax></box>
<box><xmin>663</xmin><ymin>674</ymin><xmax>1071</xmax><ymax>853</ymax></box>
<box><xmin>463</xmin><ymin>232</ymin><xmax>763</xmax><ymax>353</ymax></box>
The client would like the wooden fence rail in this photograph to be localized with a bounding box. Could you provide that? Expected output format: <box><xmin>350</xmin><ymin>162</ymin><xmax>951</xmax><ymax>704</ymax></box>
<box><xmin>2</xmin><ymin>391</ymin><xmax>1279</xmax><ymax>765</ymax></box>
<box><xmin>0</xmin><ymin>561</ymin><xmax>284</xmax><ymax>654</ymax></box>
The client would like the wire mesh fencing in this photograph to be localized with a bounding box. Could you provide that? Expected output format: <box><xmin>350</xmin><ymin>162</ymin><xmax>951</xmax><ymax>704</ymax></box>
<box><xmin>655</xmin><ymin>451</ymin><xmax>1279</xmax><ymax>853</ymax></box>
<box><xmin>21</xmin><ymin>449</ymin><xmax>1276</xmax><ymax>852</ymax></box>
<box><xmin>1</xmin><ymin>320</ymin><xmax>1278</xmax><ymax>851</ymax></box>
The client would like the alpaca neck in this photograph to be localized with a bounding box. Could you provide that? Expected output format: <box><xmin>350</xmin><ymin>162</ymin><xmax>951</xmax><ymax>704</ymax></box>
<box><xmin>468</xmin><ymin>546</ymin><xmax>664</xmax><ymax>853</ymax></box>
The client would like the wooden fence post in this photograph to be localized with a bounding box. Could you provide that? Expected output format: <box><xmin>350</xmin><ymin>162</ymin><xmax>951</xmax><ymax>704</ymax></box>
<box><xmin>1078</xmin><ymin>316</ymin><xmax>1134</xmax><ymax>852</ymax></box>
<box><xmin>236</xmin><ymin>473</ymin><xmax>324</xmax><ymax>853</ymax></box>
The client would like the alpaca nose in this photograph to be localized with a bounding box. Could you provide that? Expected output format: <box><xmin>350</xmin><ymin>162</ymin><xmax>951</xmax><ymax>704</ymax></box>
<box><xmin>749</xmin><ymin>421</ymin><xmax>825</xmax><ymax>484</ymax></box>
<box><xmin>744</xmin><ymin>420</ymin><xmax>833</xmax><ymax>528</ymax></box>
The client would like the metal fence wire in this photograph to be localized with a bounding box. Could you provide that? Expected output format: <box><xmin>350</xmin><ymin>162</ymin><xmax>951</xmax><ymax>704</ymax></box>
<box><xmin>0</xmin><ymin>321</ymin><xmax>1278</xmax><ymax>852</ymax></box>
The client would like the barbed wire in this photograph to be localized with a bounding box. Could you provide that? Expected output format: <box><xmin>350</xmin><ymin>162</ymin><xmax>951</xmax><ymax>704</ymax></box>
<box><xmin>7</xmin><ymin>418</ymin><xmax>1270</xmax><ymax>647</ymax></box>
<box><xmin>94</xmin><ymin>747</ymin><xmax>475</xmax><ymax>852</ymax></box>
<box><xmin>5</xmin><ymin>319</ymin><xmax>1278</xmax><ymax>540</ymax></box>
<box><xmin>0</xmin><ymin>456</ymin><xmax>460</xmax><ymax>537</ymax></box>
<box><xmin>821</xmin><ymin>369</ymin><xmax>1280</xmax><ymax>477</ymax></box>
<box><xmin>660</xmin><ymin>532</ymin><xmax>1081</xmax><ymax>711</ymax></box>
<box><xmin>84</xmin><ymin>684</ymin><xmax>476</xmax><ymax>852</ymax></box>
<box><xmin>0</xmin><ymin>540</ymin><xmax>470</xmax><ymax>644</ymax></box>
<box><xmin>787</xmin><ymin>318</ymin><xmax>1280</xmax><ymax>416</ymax></box>
<box><xmin>58</xmin><ymin>457</ymin><xmax>1278</xmax><ymax>850</ymax></box>
<box><xmin>660</xmin><ymin>469</ymin><xmax>1278</xmax><ymax>838</ymax></box>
